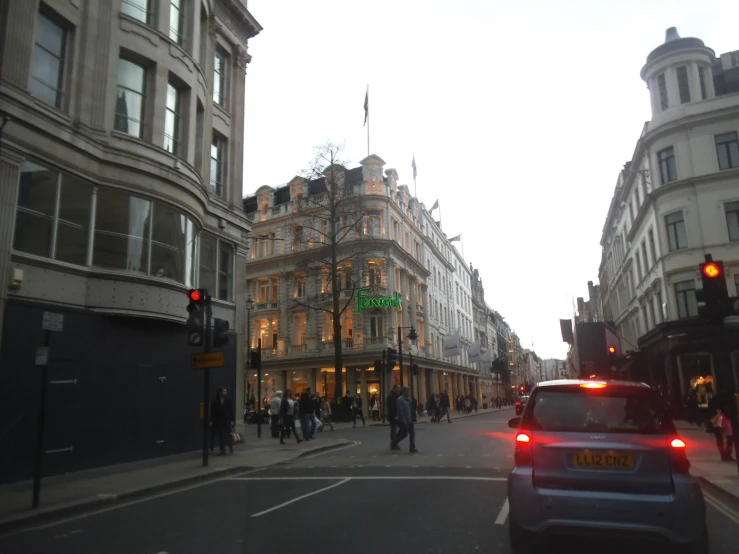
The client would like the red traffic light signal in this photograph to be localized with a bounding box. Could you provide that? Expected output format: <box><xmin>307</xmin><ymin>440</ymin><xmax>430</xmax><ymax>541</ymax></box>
<box><xmin>608</xmin><ymin>345</ymin><xmax>616</xmax><ymax>354</ymax></box>
<box><xmin>702</xmin><ymin>262</ymin><xmax>721</xmax><ymax>279</ymax></box>
<box><xmin>519</xmin><ymin>385</ymin><xmax>524</xmax><ymax>391</ymax></box>
<box><xmin>188</xmin><ymin>289</ymin><xmax>202</xmax><ymax>302</ymax></box>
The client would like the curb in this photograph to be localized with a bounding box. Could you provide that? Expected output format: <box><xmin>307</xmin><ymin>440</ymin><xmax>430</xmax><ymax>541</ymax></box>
<box><xmin>0</xmin><ymin>440</ymin><xmax>351</xmax><ymax>536</ymax></box>
<box><xmin>697</xmin><ymin>476</ymin><xmax>739</xmax><ymax>504</ymax></box>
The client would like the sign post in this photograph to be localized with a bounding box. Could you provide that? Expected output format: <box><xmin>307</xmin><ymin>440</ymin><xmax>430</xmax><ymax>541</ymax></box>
<box><xmin>202</xmin><ymin>295</ymin><xmax>212</xmax><ymax>468</ymax></box>
<box><xmin>32</xmin><ymin>312</ymin><xmax>64</xmax><ymax>509</ymax></box>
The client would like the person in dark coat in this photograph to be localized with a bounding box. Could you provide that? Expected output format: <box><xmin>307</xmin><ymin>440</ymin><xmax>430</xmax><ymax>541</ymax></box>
<box><xmin>210</xmin><ymin>387</ymin><xmax>234</xmax><ymax>455</ymax></box>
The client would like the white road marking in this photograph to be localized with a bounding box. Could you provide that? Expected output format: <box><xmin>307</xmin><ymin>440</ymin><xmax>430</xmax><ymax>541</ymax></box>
<box><xmin>53</xmin><ymin>530</ymin><xmax>82</xmax><ymax>539</ymax></box>
<box><xmin>465</xmin><ymin>466</ymin><xmax>472</xmax><ymax>469</ymax></box>
<box><xmin>231</xmin><ymin>476</ymin><xmax>507</xmax><ymax>482</ymax></box>
<box><xmin>303</xmin><ymin>441</ymin><xmax>361</xmax><ymax>459</ymax></box>
<box><xmin>437</xmin><ymin>454</ymin><xmax>443</xmax><ymax>457</ymax></box>
<box><xmin>458</xmin><ymin>454</ymin><xmax>464</xmax><ymax>457</ymax></box>
<box><xmin>412</xmin><ymin>465</ymin><xmax>419</xmax><ymax>468</ymax></box>
<box><xmin>372</xmin><ymin>455</ymin><xmax>378</xmax><ymax>458</ymax></box>
<box><xmin>250</xmin><ymin>479</ymin><xmax>351</xmax><ymax>517</ymax></box>
<box><xmin>704</xmin><ymin>492</ymin><xmax>739</xmax><ymax>525</ymax></box>
<box><xmin>495</xmin><ymin>499</ymin><xmax>510</xmax><ymax>525</ymax></box>
<box><xmin>350</xmin><ymin>455</ymin><xmax>355</xmax><ymax>458</ymax></box>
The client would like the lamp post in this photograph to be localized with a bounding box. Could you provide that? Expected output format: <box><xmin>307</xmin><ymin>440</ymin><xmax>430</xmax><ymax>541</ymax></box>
<box><xmin>245</xmin><ymin>296</ymin><xmax>253</xmax><ymax>412</ymax></box>
<box><xmin>397</xmin><ymin>325</ymin><xmax>418</xmax><ymax>400</ymax></box>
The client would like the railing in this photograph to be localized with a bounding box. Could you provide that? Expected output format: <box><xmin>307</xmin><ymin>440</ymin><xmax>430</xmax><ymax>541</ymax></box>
<box><xmin>291</xmin><ymin>344</ymin><xmax>306</xmax><ymax>353</ymax></box>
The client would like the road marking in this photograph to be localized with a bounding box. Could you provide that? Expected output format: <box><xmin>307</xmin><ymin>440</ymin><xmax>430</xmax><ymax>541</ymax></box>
<box><xmin>704</xmin><ymin>491</ymin><xmax>739</xmax><ymax>525</ymax></box>
<box><xmin>437</xmin><ymin>454</ymin><xmax>442</xmax><ymax>457</ymax></box>
<box><xmin>484</xmin><ymin>454</ymin><xmax>490</xmax><ymax>457</ymax></box>
<box><xmin>250</xmin><ymin>479</ymin><xmax>350</xmax><ymax>517</ymax></box>
<box><xmin>231</xmin><ymin>476</ymin><xmax>507</xmax><ymax>482</ymax></box>
<box><xmin>495</xmin><ymin>499</ymin><xmax>510</xmax><ymax>525</ymax></box>
<box><xmin>53</xmin><ymin>530</ymin><xmax>82</xmax><ymax>539</ymax></box>
<box><xmin>412</xmin><ymin>465</ymin><xmax>419</xmax><ymax>468</ymax></box>
<box><xmin>465</xmin><ymin>466</ymin><xmax>472</xmax><ymax>469</ymax></box>
<box><xmin>302</xmin><ymin>441</ymin><xmax>361</xmax><ymax>459</ymax></box>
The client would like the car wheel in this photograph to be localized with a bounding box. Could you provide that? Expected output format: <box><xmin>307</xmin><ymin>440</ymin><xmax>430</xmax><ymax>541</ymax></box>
<box><xmin>509</xmin><ymin>518</ymin><xmax>537</xmax><ymax>554</ymax></box>
<box><xmin>675</xmin><ymin>528</ymin><xmax>708</xmax><ymax>554</ymax></box>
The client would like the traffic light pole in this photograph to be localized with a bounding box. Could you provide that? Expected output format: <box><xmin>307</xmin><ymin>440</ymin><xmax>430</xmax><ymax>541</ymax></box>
<box><xmin>202</xmin><ymin>295</ymin><xmax>212</xmax><ymax>468</ymax></box>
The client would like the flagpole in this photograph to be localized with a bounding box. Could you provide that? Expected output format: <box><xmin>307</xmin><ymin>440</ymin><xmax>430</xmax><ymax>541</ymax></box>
<box><xmin>413</xmin><ymin>153</ymin><xmax>417</xmax><ymax>198</ymax></box>
<box><xmin>366</xmin><ymin>84</ymin><xmax>370</xmax><ymax>157</ymax></box>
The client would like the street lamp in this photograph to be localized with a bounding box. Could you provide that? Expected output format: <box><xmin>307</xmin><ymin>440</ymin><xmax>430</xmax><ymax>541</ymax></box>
<box><xmin>397</xmin><ymin>324</ymin><xmax>418</xmax><ymax>396</ymax></box>
<box><xmin>245</xmin><ymin>297</ymin><xmax>253</xmax><ymax>413</ymax></box>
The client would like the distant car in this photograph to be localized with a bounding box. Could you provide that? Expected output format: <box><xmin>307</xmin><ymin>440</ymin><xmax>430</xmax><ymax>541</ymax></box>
<box><xmin>515</xmin><ymin>396</ymin><xmax>529</xmax><ymax>415</ymax></box>
<box><xmin>507</xmin><ymin>379</ymin><xmax>707</xmax><ymax>554</ymax></box>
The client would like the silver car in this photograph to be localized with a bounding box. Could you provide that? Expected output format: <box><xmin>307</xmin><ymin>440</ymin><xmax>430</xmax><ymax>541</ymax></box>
<box><xmin>507</xmin><ymin>379</ymin><xmax>707</xmax><ymax>554</ymax></box>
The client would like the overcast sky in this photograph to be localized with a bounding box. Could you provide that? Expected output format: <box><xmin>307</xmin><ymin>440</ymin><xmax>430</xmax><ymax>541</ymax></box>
<box><xmin>242</xmin><ymin>0</ymin><xmax>739</xmax><ymax>359</ymax></box>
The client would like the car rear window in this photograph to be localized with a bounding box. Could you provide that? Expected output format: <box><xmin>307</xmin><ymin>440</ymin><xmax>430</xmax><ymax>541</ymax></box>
<box><xmin>522</xmin><ymin>388</ymin><xmax>672</xmax><ymax>435</ymax></box>
<box><xmin>519</xmin><ymin>396</ymin><xmax>529</xmax><ymax>402</ymax></box>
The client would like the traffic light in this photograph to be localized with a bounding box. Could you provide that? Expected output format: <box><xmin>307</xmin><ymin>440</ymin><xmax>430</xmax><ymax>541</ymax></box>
<box><xmin>520</xmin><ymin>385</ymin><xmax>525</xmax><ymax>392</ymax></box>
<box><xmin>186</xmin><ymin>289</ymin><xmax>205</xmax><ymax>346</ymax></box>
<box><xmin>250</xmin><ymin>348</ymin><xmax>262</xmax><ymax>370</ymax></box>
<box><xmin>374</xmin><ymin>359</ymin><xmax>382</xmax><ymax>370</ymax></box>
<box><xmin>412</xmin><ymin>363</ymin><xmax>420</xmax><ymax>376</ymax></box>
<box><xmin>213</xmin><ymin>318</ymin><xmax>229</xmax><ymax>347</ymax></box>
<box><xmin>386</xmin><ymin>348</ymin><xmax>397</xmax><ymax>369</ymax></box>
<box><xmin>696</xmin><ymin>257</ymin><xmax>730</xmax><ymax>321</ymax></box>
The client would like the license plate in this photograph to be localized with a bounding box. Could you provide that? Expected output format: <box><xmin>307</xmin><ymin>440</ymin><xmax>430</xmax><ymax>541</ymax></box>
<box><xmin>572</xmin><ymin>452</ymin><xmax>634</xmax><ymax>469</ymax></box>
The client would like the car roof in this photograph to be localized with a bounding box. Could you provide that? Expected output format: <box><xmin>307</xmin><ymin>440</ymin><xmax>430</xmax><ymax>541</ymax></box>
<box><xmin>534</xmin><ymin>379</ymin><xmax>652</xmax><ymax>389</ymax></box>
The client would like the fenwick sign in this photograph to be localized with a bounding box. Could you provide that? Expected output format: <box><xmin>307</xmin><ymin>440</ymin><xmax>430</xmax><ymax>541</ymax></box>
<box><xmin>356</xmin><ymin>287</ymin><xmax>402</xmax><ymax>314</ymax></box>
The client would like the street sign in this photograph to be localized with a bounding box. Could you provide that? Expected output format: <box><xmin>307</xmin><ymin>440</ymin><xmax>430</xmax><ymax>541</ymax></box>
<box><xmin>191</xmin><ymin>351</ymin><xmax>225</xmax><ymax>370</ymax></box>
<box><xmin>42</xmin><ymin>312</ymin><xmax>64</xmax><ymax>332</ymax></box>
<box><xmin>35</xmin><ymin>347</ymin><xmax>48</xmax><ymax>366</ymax></box>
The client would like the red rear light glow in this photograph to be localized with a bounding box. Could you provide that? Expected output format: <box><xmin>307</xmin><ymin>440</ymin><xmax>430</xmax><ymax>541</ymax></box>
<box><xmin>515</xmin><ymin>401</ymin><xmax>521</xmax><ymax>405</ymax></box>
<box><xmin>580</xmin><ymin>382</ymin><xmax>607</xmax><ymax>389</ymax></box>
<box><xmin>514</xmin><ymin>432</ymin><xmax>532</xmax><ymax>465</ymax></box>
<box><xmin>670</xmin><ymin>437</ymin><xmax>690</xmax><ymax>473</ymax></box>
<box><xmin>516</xmin><ymin>433</ymin><xmax>530</xmax><ymax>443</ymax></box>
<box><xmin>671</xmin><ymin>438</ymin><xmax>686</xmax><ymax>449</ymax></box>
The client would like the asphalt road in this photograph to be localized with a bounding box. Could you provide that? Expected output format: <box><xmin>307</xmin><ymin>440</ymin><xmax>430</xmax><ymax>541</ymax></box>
<box><xmin>1</xmin><ymin>410</ymin><xmax>738</xmax><ymax>554</ymax></box>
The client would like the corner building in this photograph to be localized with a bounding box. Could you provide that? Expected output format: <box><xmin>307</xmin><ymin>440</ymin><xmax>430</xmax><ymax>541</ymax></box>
<box><xmin>0</xmin><ymin>0</ymin><xmax>260</xmax><ymax>483</ymax></box>
<box><xmin>244</xmin><ymin>155</ymin><xmax>482</xmax><ymax>416</ymax></box>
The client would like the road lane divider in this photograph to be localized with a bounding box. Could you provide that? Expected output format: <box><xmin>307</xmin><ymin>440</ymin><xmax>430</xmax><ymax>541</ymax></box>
<box><xmin>231</xmin><ymin>476</ymin><xmax>507</xmax><ymax>481</ymax></box>
<box><xmin>250</xmin><ymin>479</ymin><xmax>350</xmax><ymax>517</ymax></box>
<box><xmin>703</xmin><ymin>491</ymin><xmax>739</xmax><ymax>526</ymax></box>
<box><xmin>495</xmin><ymin>499</ymin><xmax>509</xmax><ymax>525</ymax></box>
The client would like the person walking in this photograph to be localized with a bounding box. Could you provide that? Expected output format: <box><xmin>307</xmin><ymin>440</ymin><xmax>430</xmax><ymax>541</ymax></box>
<box><xmin>386</xmin><ymin>384</ymin><xmax>400</xmax><ymax>448</ymax></box>
<box><xmin>280</xmin><ymin>390</ymin><xmax>302</xmax><ymax>445</ymax></box>
<box><xmin>352</xmin><ymin>394</ymin><xmax>366</xmax><ymax>428</ymax></box>
<box><xmin>270</xmin><ymin>391</ymin><xmax>283</xmax><ymax>439</ymax></box>
<box><xmin>370</xmin><ymin>394</ymin><xmax>380</xmax><ymax>422</ymax></box>
<box><xmin>210</xmin><ymin>387</ymin><xmax>234</xmax><ymax>455</ymax></box>
<box><xmin>299</xmin><ymin>388</ymin><xmax>316</xmax><ymax>441</ymax></box>
<box><xmin>390</xmin><ymin>386</ymin><xmax>419</xmax><ymax>453</ymax></box>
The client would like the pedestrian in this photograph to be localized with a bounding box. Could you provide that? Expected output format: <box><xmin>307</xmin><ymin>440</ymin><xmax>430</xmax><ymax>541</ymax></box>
<box><xmin>210</xmin><ymin>387</ymin><xmax>234</xmax><ymax>455</ymax></box>
<box><xmin>352</xmin><ymin>394</ymin><xmax>366</xmax><ymax>428</ymax></box>
<box><xmin>299</xmin><ymin>388</ymin><xmax>316</xmax><ymax>441</ymax></box>
<box><xmin>387</xmin><ymin>384</ymin><xmax>400</xmax><ymax>448</ymax></box>
<box><xmin>320</xmin><ymin>396</ymin><xmax>334</xmax><ymax>431</ymax></box>
<box><xmin>280</xmin><ymin>389</ymin><xmax>302</xmax><ymax>445</ymax></box>
<box><xmin>391</xmin><ymin>386</ymin><xmax>419</xmax><ymax>453</ymax></box>
<box><xmin>370</xmin><ymin>394</ymin><xmax>380</xmax><ymax>421</ymax></box>
<box><xmin>439</xmin><ymin>389</ymin><xmax>452</xmax><ymax>423</ymax></box>
<box><xmin>713</xmin><ymin>407</ymin><xmax>735</xmax><ymax>462</ymax></box>
<box><xmin>270</xmin><ymin>391</ymin><xmax>283</xmax><ymax>439</ymax></box>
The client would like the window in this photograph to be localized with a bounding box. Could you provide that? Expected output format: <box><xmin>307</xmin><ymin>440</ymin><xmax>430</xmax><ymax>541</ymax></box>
<box><xmin>648</xmin><ymin>228</ymin><xmax>657</xmax><ymax>265</ymax></box>
<box><xmin>715</xmin><ymin>132</ymin><xmax>739</xmax><ymax>171</ymax></box>
<box><xmin>292</xmin><ymin>225</ymin><xmax>303</xmax><ymax>249</ymax></box>
<box><xmin>121</xmin><ymin>0</ymin><xmax>149</xmax><ymax>23</ymax></box>
<box><xmin>294</xmin><ymin>276</ymin><xmax>306</xmax><ymax>298</ymax></box>
<box><xmin>115</xmin><ymin>58</ymin><xmax>146</xmax><ymax>138</ymax></box>
<box><xmin>163</xmin><ymin>82</ymin><xmax>181</xmax><ymax>155</ymax></box>
<box><xmin>210</xmin><ymin>134</ymin><xmax>225</xmax><ymax>196</ymax></box>
<box><xmin>13</xmin><ymin>161</ymin><xmax>92</xmax><ymax>266</ymax></box>
<box><xmin>30</xmin><ymin>12</ymin><xmax>66</xmax><ymax>109</ymax></box>
<box><xmin>169</xmin><ymin>0</ymin><xmax>184</xmax><ymax>45</ymax></box>
<box><xmin>725</xmin><ymin>201</ymin><xmax>739</xmax><ymax>241</ymax></box>
<box><xmin>658</xmin><ymin>147</ymin><xmax>677</xmax><ymax>184</ymax></box>
<box><xmin>213</xmin><ymin>50</ymin><xmax>226</xmax><ymax>106</ymax></box>
<box><xmin>675</xmin><ymin>280</ymin><xmax>698</xmax><ymax>319</ymax></box>
<box><xmin>198</xmin><ymin>233</ymin><xmax>233</xmax><ymax>301</ymax></box>
<box><xmin>665</xmin><ymin>211</ymin><xmax>687</xmax><ymax>251</ymax></box>
<box><xmin>698</xmin><ymin>67</ymin><xmax>707</xmax><ymax>100</ymax></box>
<box><xmin>641</xmin><ymin>241</ymin><xmax>649</xmax><ymax>273</ymax></box>
<box><xmin>150</xmin><ymin>201</ymin><xmax>196</xmax><ymax>283</ymax></box>
<box><xmin>676</xmin><ymin>66</ymin><xmax>690</xmax><ymax>104</ymax></box>
<box><xmin>658</xmin><ymin>73</ymin><xmax>668</xmax><ymax>110</ymax></box>
<box><xmin>635</xmin><ymin>253</ymin><xmax>642</xmax><ymax>282</ymax></box>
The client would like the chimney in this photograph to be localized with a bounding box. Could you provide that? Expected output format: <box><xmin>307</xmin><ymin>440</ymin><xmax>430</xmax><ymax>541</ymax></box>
<box><xmin>665</xmin><ymin>27</ymin><xmax>680</xmax><ymax>43</ymax></box>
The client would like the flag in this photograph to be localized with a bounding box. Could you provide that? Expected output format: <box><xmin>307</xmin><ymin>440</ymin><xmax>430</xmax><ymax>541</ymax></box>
<box><xmin>449</xmin><ymin>233</ymin><xmax>462</xmax><ymax>242</ymax></box>
<box><xmin>430</xmin><ymin>199</ymin><xmax>439</xmax><ymax>211</ymax></box>
<box><xmin>363</xmin><ymin>89</ymin><xmax>368</xmax><ymax>126</ymax></box>
<box><xmin>480</xmin><ymin>349</ymin><xmax>494</xmax><ymax>364</ymax></box>
<box><xmin>412</xmin><ymin>156</ymin><xmax>417</xmax><ymax>180</ymax></box>
<box><xmin>467</xmin><ymin>342</ymin><xmax>481</xmax><ymax>362</ymax></box>
<box><xmin>442</xmin><ymin>330</ymin><xmax>462</xmax><ymax>357</ymax></box>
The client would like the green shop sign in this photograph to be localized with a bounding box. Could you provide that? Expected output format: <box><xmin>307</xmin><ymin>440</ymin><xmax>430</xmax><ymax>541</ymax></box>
<box><xmin>356</xmin><ymin>287</ymin><xmax>402</xmax><ymax>314</ymax></box>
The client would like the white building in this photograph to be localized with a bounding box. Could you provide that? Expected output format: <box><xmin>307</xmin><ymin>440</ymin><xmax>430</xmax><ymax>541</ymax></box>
<box><xmin>451</xmin><ymin>244</ymin><xmax>473</xmax><ymax>368</ymax></box>
<box><xmin>244</xmin><ymin>155</ymin><xmax>483</xmax><ymax>414</ymax></box>
<box><xmin>598</xmin><ymin>27</ymin><xmax>739</xmax><ymax>408</ymax></box>
<box><xmin>0</xmin><ymin>0</ymin><xmax>260</xmax><ymax>483</ymax></box>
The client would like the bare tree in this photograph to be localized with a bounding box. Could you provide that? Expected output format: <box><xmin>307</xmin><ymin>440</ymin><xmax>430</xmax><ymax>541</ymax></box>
<box><xmin>290</xmin><ymin>142</ymin><xmax>375</xmax><ymax>406</ymax></box>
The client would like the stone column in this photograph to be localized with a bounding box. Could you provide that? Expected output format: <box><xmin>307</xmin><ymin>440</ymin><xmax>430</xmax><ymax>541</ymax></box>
<box><xmin>279</xmin><ymin>273</ymin><xmax>289</xmax><ymax>340</ymax></box>
<box><xmin>418</xmin><ymin>368</ymin><xmax>427</xmax><ymax>405</ymax></box>
<box><xmin>234</xmin><ymin>243</ymin><xmax>248</xmax><ymax>414</ymax></box>
<box><xmin>229</xmin><ymin>46</ymin><xmax>249</xmax><ymax>209</ymax></box>
<box><xmin>0</xmin><ymin>147</ymin><xmax>24</xmax><ymax>351</ymax></box>
<box><xmin>400</xmin><ymin>270</ymin><xmax>410</xmax><ymax>331</ymax></box>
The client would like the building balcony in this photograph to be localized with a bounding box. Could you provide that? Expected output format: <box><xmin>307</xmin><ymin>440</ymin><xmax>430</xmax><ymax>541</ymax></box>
<box><xmin>254</xmin><ymin>301</ymin><xmax>279</xmax><ymax>311</ymax></box>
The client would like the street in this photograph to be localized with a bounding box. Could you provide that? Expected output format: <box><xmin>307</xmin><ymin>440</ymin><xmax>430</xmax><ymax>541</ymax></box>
<box><xmin>1</xmin><ymin>409</ymin><xmax>738</xmax><ymax>553</ymax></box>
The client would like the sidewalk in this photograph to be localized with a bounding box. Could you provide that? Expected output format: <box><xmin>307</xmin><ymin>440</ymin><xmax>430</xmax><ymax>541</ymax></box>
<box><xmin>674</xmin><ymin>420</ymin><xmax>739</xmax><ymax>500</ymax></box>
<box><xmin>0</xmin><ymin>433</ymin><xmax>352</xmax><ymax>534</ymax></box>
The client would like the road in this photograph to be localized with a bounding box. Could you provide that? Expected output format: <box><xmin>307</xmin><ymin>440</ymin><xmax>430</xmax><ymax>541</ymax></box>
<box><xmin>1</xmin><ymin>409</ymin><xmax>738</xmax><ymax>553</ymax></box>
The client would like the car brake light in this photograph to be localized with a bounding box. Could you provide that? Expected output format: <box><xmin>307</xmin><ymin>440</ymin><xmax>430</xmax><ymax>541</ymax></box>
<box><xmin>580</xmin><ymin>382</ymin><xmax>607</xmax><ymax>389</ymax></box>
<box><xmin>670</xmin><ymin>437</ymin><xmax>690</xmax><ymax>473</ymax></box>
<box><xmin>514</xmin><ymin>432</ymin><xmax>531</xmax><ymax>465</ymax></box>
<box><xmin>515</xmin><ymin>401</ymin><xmax>521</xmax><ymax>406</ymax></box>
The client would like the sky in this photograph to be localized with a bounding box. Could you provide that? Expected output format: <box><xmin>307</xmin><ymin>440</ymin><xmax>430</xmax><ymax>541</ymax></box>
<box><xmin>242</xmin><ymin>0</ymin><xmax>739</xmax><ymax>359</ymax></box>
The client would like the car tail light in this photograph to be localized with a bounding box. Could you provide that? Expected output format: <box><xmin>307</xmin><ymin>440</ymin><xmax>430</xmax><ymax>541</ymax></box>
<box><xmin>670</xmin><ymin>437</ymin><xmax>690</xmax><ymax>473</ymax></box>
<box><xmin>515</xmin><ymin>401</ymin><xmax>521</xmax><ymax>406</ymax></box>
<box><xmin>514</xmin><ymin>432</ymin><xmax>531</xmax><ymax>465</ymax></box>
